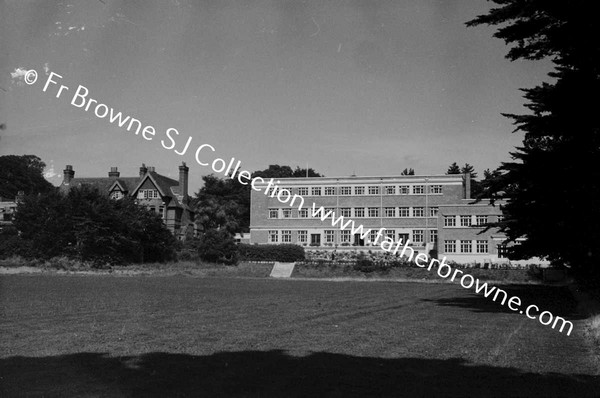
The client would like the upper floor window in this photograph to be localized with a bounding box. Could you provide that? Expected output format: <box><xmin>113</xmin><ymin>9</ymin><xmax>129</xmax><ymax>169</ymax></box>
<box><xmin>385</xmin><ymin>185</ymin><xmax>396</xmax><ymax>195</ymax></box>
<box><xmin>354</xmin><ymin>186</ymin><xmax>365</xmax><ymax>195</ymax></box>
<box><xmin>368</xmin><ymin>207</ymin><xmax>379</xmax><ymax>217</ymax></box>
<box><xmin>340</xmin><ymin>208</ymin><xmax>351</xmax><ymax>217</ymax></box>
<box><xmin>324</xmin><ymin>187</ymin><xmax>336</xmax><ymax>196</ymax></box>
<box><xmin>368</xmin><ymin>186</ymin><xmax>380</xmax><ymax>195</ymax></box>
<box><xmin>399</xmin><ymin>185</ymin><xmax>409</xmax><ymax>195</ymax></box>
<box><xmin>340</xmin><ymin>186</ymin><xmax>352</xmax><ymax>195</ymax></box>
<box><xmin>430</xmin><ymin>185</ymin><xmax>443</xmax><ymax>194</ymax></box>
<box><xmin>269</xmin><ymin>209</ymin><xmax>279</xmax><ymax>219</ymax></box>
<box><xmin>354</xmin><ymin>208</ymin><xmax>365</xmax><ymax>218</ymax></box>
<box><xmin>110</xmin><ymin>191</ymin><xmax>124</xmax><ymax>200</ymax></box>
<box><xmin>138</xmin><ymin>189</ymin><xmax>159</xmax><ymax>199</ymax></box>
<box><xmin>282</xmin><ymin>209</ymin><xmax>292</xmax><ymax>218</ymax></box>
<box><xmin>429</xmin><ymin>207</ymin><xmax>439</xmax><ymax>217</ymax></box>
<box><xmin>298</xmin><ymin>187</ymin><xmax>308</xmax><ymax>196</ymax></box>
<box><xmin>413</xmin><ymin>207</ymin><xmax>424</xmax><ymax>217</ymax></box>
<box><xmin>444</xmin><ymin>216</ymin><xmax>456</xmax><ymax>227</ymax></box>
<box><xmin>476</xmin><ymin>215</ymin><xmax>488</xmax><ymax>225</ymax></box>
<box><xmin>311</xmin><ymin>187</ymin><xmax>321</xmax><ymax>196</ymax></box>
<box><xmin>413</xmin><ymin>185</ymin><xmax>425</xmax><ymax>194</ymax></box>
<box><xmin>398</xmin><ymin>207</ymin><xmax>409</xmax><ymax>217</ymax></box>
<box><xmin>298</xmin><ymin>208</ymin><xmax>309</xmax><ymax>218</ymax></box>
<box><xmin>460</xmin><ymin>215</ymin><xmax>472</xmax><ymax>227</ymax></box>
<box><xmin>384</xmin><ymin>207</ymin><xmax>396</xmax><ymax>218</ymax></box>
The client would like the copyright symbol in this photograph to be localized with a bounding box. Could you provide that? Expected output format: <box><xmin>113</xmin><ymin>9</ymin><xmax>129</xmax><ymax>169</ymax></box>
<box><xmin>24</xmin><ymin>69</ymin><xmax>38</xmax><ymax>85</ymax></box>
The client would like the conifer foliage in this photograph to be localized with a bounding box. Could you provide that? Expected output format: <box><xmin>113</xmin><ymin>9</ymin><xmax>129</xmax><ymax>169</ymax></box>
<box><xmin>468</xmin><ymin>1</ymin><xmax>600</xmax><ymax>287</ymax></box>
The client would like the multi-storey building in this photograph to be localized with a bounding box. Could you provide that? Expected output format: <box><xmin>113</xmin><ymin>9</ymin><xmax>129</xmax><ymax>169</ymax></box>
<box><xmin>0</xmin><ymin>197</ymin><xmax>18</xmax><ymax>232</ymax></box>
<box><xmin>60</xmin><ymin>163</ymin><xmax>195</xmax><ymax>240</ymax></box>
<box><xmin>250</xmin><ymin>173</ymin><xmax>520</xmax><ymax>264</ymax></box>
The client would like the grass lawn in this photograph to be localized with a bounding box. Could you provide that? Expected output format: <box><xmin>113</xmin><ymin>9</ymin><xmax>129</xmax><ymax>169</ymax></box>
<box><xmin>0</xmin><ymin>275</ymin><xmax>598</xmax><ymax>397</ymax></box>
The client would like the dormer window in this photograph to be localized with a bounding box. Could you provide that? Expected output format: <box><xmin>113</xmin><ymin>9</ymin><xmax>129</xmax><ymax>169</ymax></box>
<box><xmin>138</xmin><ymin>189</ymin><xmax>159</xmax><ymax>199</ymax></box>
<box><xmin>110</xmin><ymin>191</ymin><xmax>124</xmax><ymax>200</ymax></box>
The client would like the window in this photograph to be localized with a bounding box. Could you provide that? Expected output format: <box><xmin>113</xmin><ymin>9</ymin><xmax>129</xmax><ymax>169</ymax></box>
<box><xmin>266</xmin><ymin>187</ymin><xmax>277</xmax><ymax>196</ymax></box>
<box><xmin>139</xmin><ymin>189</ymin><xmax>159</xmax><ymax>199</ymax></box>
<box><xmin>498</xmin><ymin>244</ymin><xmax>508</xmax><ymax>258</ymax></box>
<box><xmin>369</xmin><ymin>230</ymin><xmax>379</xmax><ymax>245</ymax></box>
<box><xmin>282</xmin><ymin>230</ymin><xmax>292</xmax><ymax>243</ymax></box>
<box><xmin>158</xmin><ymin>206</ymin><xmax>164</xmax><ymax>218</ymax></box>
<box><xmin>298</xmin><ymin>187</ymin><xmax>308</xmax><ymax>196</ymax></box>
<box><xmin>385</xmin><ymin>229</ymin><xmax>395</xmax><ymax>240</ymax></box>
<box><xmin>354</xmin><ymin>208</ymin><xmax>365</xmax><ymax>218</ymax></box>
<box><xmin>282</xmin><ymin>209</ymin><xmax>292</xmax><ymax>218</ymax></box>
<box><xmin>340</xmin><ymin>186</ymin><xmax>352</xmax><ymax>195</ymax></box>
<box><xmin>444</xmin><ymin>240</ymin><xmax>456</xmax><ymax>253</ymax></box>
<box><xmin>340</xmin><ymin>208</ymin><xmax>351</xmax><ymax>217</ymax></box>
<box><xmin>412</xmin><ymin>230</ymin><xmax>424</xmax><ymax>244</ymax></box>
<box><xmin>430</xmin><ymin>230</ymin><xmax>438</xmax><ymax>243</ymax></box>
<box><xmin>269</xmin><ymin>209</ymin><xmax>279</xmax><ymax>219</ymax></box>
<box><xmin>398</xmin><ymin>207</ymin><xmax>409</xmax><ymax>217</ymax></box>
<box><xmin>413</xmin><ymin>185</ymin><xmax>424</xmax><ymax>194</ymax></box>
<box><xmin>460</xmin><ymin>240</ymin><xmax>472</xmax><ymax>253</ymax></box>
<box><xmin>429</xmin><ymin>207</ymin><xmax>439</xmax><ymax>217</ymax></box>
<box><xmin>298</xmin><ymin>208</ymin><xmax>309</xmax><ymax>218</ymax></box>
<box><xmin>298</xmin><ymin>230</ymin><xmax>307</xmax><ymax>243</ymax></box>
<box><xmin>368</xmin><ymin>207</ymin><xmax>379</xmax><ymax>217</ymax></box>
<box><xmin>368</xmin><ymin>186</ymin><xmax>380</xmax><ymax>195</ymax></box>
<box><xmin>340</xmin><ymin>230</ymin><xmax>351</xmax><ymax>243</ymax></box>
<box><xmin>325</xmin><ymin>207</ymin><xmax>335</xmax><ymax>215</ymax></box>
<box><xmin>444</xmin><ymin>216</ymin><xmax>456</xmax><ymax>227</ymax></box>
<box><xmin>110</xmin><ymin>191</ymin><xmax>123</xmax><ymax>200</ymax></box>
<box><xmin>460</xmin><ymin>215</ymin><xmax>472</xmax><ymax>227</ymax></box>
<box><xmin>325</xmin><ymin>230</ymin><xmax>335</xmax><ymax>243</ymax></box>
<box><xmin>476</xmin><ymin>240</ymin><xmax>488</xmax><ymax>253</ymax></box>
<box><xmin>399</xmin><ymin>185</ymin><xmax>409</xmax><ymax>195</ymax></box>
<box><xmin>268</xmin><ymin>230</ymin><xmax>278</xmax><ymax>243</ymax></box>
<box><xmin>354</xmin><ymin>186</ymin><xmax>365</xmax><ymax>195</ymax></box>
<box><xmin>385</xmin><ymin>185</ymin><xmax>396</xmax><ymax>195</ymax></box>
<box><xmin>324</xmin><ymin>187</ymin><xmax>336</xmax><ymax>196</ymax></box>
<box><xmin>497</xmin><ymin>215</ymin><xmax>504</xmax><ymax>222</ymax></box>
<box><xmin>311</xmin><ymin>187</ymin><xmax>321</xmax><ymax>196</ymax></box>
<box><xmin>476</xmin><ymin>215</ymin><xmax>488</xmax><ymax>225</ymax></box>
<box><xmin>413</xmin><ymin>207</ymin><xmax>424</xmax><ymax>217</ymax></box>
<box><xmin>430</xmin><ymin>185</ymin><xmax>443</xmax><ymax>194</ymax></box>
<box><xmin>384</xmin><ymin>207</ymin><xmax>396</xmax><ymax>218</ymax></box>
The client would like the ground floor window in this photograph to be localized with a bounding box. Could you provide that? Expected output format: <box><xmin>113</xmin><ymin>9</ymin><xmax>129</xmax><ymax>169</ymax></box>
<box><xmin>298</xmin><ymin>230</ymin><xmax>307</xmax><ymax>243</ymax></box>
<box><xmin>268</xmin><ymin>230</ymin><xmax>278</xmax><ymax>243</ymax></box>
<box><xmin>385</xmin><ymin>229</ymin><xmax>395</xmax><ymax>241</ymax></box>
<box><xmin>369</xmin><ymin>230</ymin><xmax>379</xmax><ymax>245</ymax></box>
<box><xmin>325</xmin><ymin>230</ymin><xmax>335</xmax><ymax>244</ymax></box>
<box><xmin>282</xmin><ymin>230</ymin><xmax>292</xmax><ymax>243</ymax></box>
<box><xmin>476</xmin><ymin>240</ymin><xmax>488</xmax><ymax>253</ymax></box>
<box><xmin>412</xmin><ymin>230</ymin><xmax>424</xmax><ymax>244</ymax></box>
<box><xmin>429</xmin><ymin>230</ymin><xmax>438</xmax><ymax>243</ymax></box>
<box><xmin>460</xmin><ymin>240</ymin><xmax>472</xmax><ymax>253</ymax></box>
<box><xmin>340</xmin><ymin>230</ymin><xmax>351</xmax><ymax>243</ymax></box>
<box><xmin>444</xmin><ymin>240</ymin><xmax>456</xmax><ymax>253</ymax></box>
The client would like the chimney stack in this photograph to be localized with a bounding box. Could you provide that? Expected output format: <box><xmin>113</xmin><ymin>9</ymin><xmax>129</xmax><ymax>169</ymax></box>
<box><xmin>464</xmin><ymin>172</ymin><xmax>471</xmax><ymax>199</ymax></box>
<box><xmin>63</xmin><ymin>165</ymin><xmax>75</xmax><ymax>184</ymax></box>
<box><xmin>108</xmin><ymin>167</ymin><xmax>120</xmax><ymax>178</ymax></box>
<box><xmin>179</xmin><ymin>162</ymin><xmax>189</xmax><ymax>198</ymax></box>
<box><xmin>139</xmin><ymin>163</ymin><xmax>148</xmax><ymax>177</ymax></box>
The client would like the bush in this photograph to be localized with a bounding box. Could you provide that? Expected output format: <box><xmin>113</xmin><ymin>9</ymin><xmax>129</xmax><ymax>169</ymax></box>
<box><xmin>198</xmin><ymin>230</ymin><xmax>238</xmax><ymax>265</ymax></box>
<box><xmin>237</xmin><ymin>244</ymin><xmax>305</xmax><ymax>262</ymax></box>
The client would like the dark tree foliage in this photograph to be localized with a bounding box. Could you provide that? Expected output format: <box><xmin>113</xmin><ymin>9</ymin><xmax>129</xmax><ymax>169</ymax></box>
<box><xmin>468</xmin><ymin>1</ymin><xmax>600</xmax><ymax>287</ymax></box>
<box><xmin>446</xmin><ymin>162</ymin><xmax>461</xmax><ymax>174</ymax></box>
<box><xmin>0</xmin><ymin>155</ymin><xmax>54</xmax><ymax>199</ymax></box>
<box><xmin>400</xmin><ymin>168</ymin><xmax>415</xmax><ymax>175</ymax></box>
<box><xmin>194</xmin><ymin>165</ymin><xmax>323</xmax><ymax>234</ymax></box>
<box><xmin>12</xmin><ymin>186</ymin><xmax>176</xmax><ymax>264</ymax></box>
<box><xmin>197</xmin><ymin>229</ymin><xmax>238</xmax><ymax>265</ymax></box>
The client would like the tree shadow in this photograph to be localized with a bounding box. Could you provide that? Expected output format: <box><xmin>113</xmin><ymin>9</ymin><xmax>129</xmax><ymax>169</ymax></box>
<box><xmin>421</xmin><ymin>284</ymin><xmax>587</xmax><ymax>319</ymax></box>
<box><xmin>1</xmin><ymin>350</ymin><xmax>598</xmax><ymax>397</ymax></box>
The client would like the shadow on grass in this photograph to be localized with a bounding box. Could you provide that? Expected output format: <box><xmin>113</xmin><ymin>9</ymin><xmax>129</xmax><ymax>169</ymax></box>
<box><xmin>421</xmin><ymin>284</ymin><xmax>587</xmax><ymax>319</ymax></box>
<box><xmin>1</xmin><ymin>350</ymin><xmax>598</xmax><ymax>397</ymax></box>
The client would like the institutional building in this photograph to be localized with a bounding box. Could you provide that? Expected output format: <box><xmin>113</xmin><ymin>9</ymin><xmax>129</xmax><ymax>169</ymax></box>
<box><xmin>249</xmin><ymin>173</ymin><xmax>513</xmax><ymax>264</ymax></box>
<box><xmin>59</xmin><ymin>163</ymin><xmax>195</xmax><ymax>240</ymax></box>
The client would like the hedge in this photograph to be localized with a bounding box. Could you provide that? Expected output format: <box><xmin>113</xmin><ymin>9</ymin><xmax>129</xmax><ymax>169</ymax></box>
<box><xmin>237</xmin><ymin>244</ymin><xmax>305</xmax><ymax>262</ymax></box>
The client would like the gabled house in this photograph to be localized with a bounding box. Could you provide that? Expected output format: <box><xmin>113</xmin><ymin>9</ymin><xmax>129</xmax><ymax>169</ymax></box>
<box><xmin>60</xmin><ymin>163</ymin><xmax>195</xmax><ymax>240</ymax></box>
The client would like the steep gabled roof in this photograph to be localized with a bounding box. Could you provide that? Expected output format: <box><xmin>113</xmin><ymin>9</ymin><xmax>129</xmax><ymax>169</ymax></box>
<box><xmin>130</xmin><ymin>171</ymin><xmax>179</xmax><ymax>199</ymax></box>
<box><xmin>108</xmin><ymin>178</ymin><xmax>141</xmax><ymax>193</ymax></box>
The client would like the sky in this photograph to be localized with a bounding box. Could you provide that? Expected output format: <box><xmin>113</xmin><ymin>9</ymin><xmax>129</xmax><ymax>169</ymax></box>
<box><xmin>0</xmin><ymin>0</ymin><xmax>553</xmax><ymax>193</ymax></box>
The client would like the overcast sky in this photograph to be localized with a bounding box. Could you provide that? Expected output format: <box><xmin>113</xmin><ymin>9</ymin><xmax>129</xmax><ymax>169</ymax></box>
<box><xmin>0</xmin><ymin>0</ymin><xmax>552</xmax><ymax>192</ymax></box>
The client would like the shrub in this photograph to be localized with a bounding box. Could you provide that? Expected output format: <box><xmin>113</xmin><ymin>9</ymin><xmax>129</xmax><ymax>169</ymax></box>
<box><xmin>237</xmin><ymin>244</ymin><xmax>305</xmax><ymax>262</ymax></box>
<box><xmin>198</xmin><ymin>230</ymin><xmax>238</xmax><ymax>265</ymax></box>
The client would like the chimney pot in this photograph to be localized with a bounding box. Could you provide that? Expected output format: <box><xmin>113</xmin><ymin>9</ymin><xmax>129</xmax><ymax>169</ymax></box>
<box><xmin>108</xmin><ymin>166</ymin><xmax>120</xmax><ymax>178</ymax></box>
<box><xmin>63</xmin><ymin>165</ymin><xmax>75</xmax><ymax>184</ymax></box>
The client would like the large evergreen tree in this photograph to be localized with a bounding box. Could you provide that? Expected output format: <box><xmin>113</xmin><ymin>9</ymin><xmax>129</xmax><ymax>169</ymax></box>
<box><xmin>468</xmin><ymin>1</ymin><xmax>600</xmax><ymax>287</ymax></box>
<box><xmin>0</xmin><ymin>155</ymin><xmax>54</xmax><ymax>199</ymax></box>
